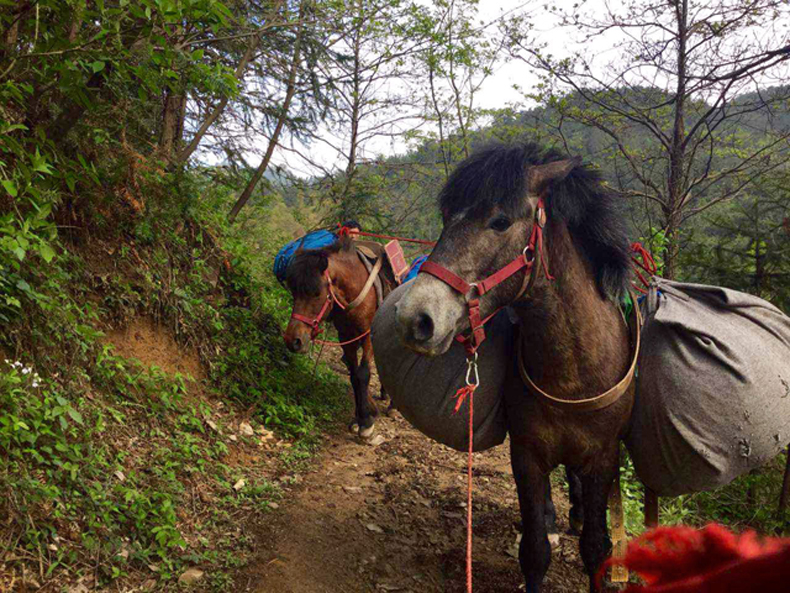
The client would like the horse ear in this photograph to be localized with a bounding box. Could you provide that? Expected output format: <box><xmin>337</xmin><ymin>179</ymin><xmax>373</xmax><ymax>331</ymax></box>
<box><xmin>527</xmin><ymin>156</ymin><xmax>582</xmax><ymax>196</ymax></box>
<box><xmin>318</xmin><ymin>253</ymin><xmax>329</xmax><ymax>273</ymax></box>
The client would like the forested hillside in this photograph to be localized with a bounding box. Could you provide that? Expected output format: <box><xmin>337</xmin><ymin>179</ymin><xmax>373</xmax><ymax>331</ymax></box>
<box><xmin>322</xmin><ymin>86</ymin><xmax>790</xmax><ymax>307</ymax></box>
<box><xmin>2</xmin><ymin>0</ymin><xmax>790</xmax><ymax>591</ymax></box>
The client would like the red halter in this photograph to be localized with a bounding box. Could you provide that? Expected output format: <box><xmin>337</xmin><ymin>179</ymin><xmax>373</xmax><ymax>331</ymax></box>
<box><xmin>289</xmin><ymin>270</ymin><xmax>346</xmax><ymax>340</ymax></box>
<box><xmin>417</xmin><ymin>198</ymin><xmax>553</xmax><ymax>357</ymax></box>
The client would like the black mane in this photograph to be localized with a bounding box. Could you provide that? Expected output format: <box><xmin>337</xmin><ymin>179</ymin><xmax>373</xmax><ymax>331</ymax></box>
<box><xmin>438</xmin><ymin>142</ymin><xmax>631</xmax><ymax>300</ymax></box>
<box><xmin>285</xmin><ymin>236</ymin><xmax>353</xmax><ymax>298</ymax></box>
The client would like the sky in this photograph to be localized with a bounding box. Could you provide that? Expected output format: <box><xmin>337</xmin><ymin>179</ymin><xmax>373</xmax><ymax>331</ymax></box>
<box><xmin>210</xmin><ymin>0</ymin><xmax>790</xmax><ymax>178</ymax></box>
<box><xmin>270</xmin><ymin>0</ymin><xmax>612</xmax><ymax>177</ymax></box>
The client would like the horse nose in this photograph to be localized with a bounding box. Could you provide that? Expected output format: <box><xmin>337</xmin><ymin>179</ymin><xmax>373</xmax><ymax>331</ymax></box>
<box><xmin>293</xmin><ymin>337</ymin><xmax>303</xmax><ymax>351</ymax></box>
<box><xmin>413</xmin><ymin>311</ymin><xmax>435</xmax><ymax>342</ymax></box>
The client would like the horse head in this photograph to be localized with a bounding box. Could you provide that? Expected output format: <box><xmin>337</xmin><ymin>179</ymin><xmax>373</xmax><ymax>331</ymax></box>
<box><xmin>396</xmin><ymin>142</ymin><xmax>629</xmax><ymax>356</ymax></box>
<box><xmin>283</xmin><ymin>237</ymin><xmax>356</xmax><ymax>353</ymax></box>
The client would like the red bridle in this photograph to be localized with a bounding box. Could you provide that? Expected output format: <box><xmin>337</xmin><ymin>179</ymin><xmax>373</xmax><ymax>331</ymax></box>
<box><xmin>289</xmin><ymin>270</ymin><xmax>346</xmax><ymax>340</ymax></box>
<box><xmin>417</xmin><ymin>198</ymin><xmax>554</xmax><ymax>357</ymax></box>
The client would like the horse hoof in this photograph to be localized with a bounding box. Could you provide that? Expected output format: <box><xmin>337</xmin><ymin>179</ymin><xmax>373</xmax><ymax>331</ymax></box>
<box><xmin>568</xmin><ymin>516</ymin><xmax>584</xmax><ymax>536</ymax></box>
<box><xmin>359</xmin><ymin>425</ymin><xmax>375</xmax><ymax>439</ymax></box>
<box><xmin>348</xmin><ymin>421</ymin><xmax>360</xmax><ymax>435</ymax></box>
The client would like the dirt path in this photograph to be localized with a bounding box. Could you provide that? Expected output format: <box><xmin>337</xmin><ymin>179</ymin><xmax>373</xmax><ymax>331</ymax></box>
<box><xmin>242</xmin><ymin>362</ymin><xmax>589</xmax><ymax>593</ymax></box>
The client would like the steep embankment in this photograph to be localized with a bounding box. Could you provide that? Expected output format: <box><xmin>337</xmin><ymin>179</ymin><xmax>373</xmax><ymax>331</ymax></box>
<box><xmin>0</xmin><ymin>194</ymin><xmax>346</xmax><ymax>592</ymax></box>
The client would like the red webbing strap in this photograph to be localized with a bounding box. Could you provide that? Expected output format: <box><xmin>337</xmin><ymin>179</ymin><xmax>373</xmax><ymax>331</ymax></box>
<box><xmin>290</xmin><ymin>271</ymin><xmax>339</xmax><ymax>339</ymax></box>
<box><xmin>336</xmin><ymin>225</ymin><xmax>436</xmax><ymax>246</ymax></box>
<box><xmin>467</xmin><ymin>298</ymin><xmax>485</xmax><ymax>355</ymax></box>
<box><xmin>290</xmin><ymin>291</ymin><xmax>332</xmax><ymax>339</ymax></box>
<box><xmin>315</xmin><ymin>329</ymin><xmax>371</xmax><ymax>347</ymax></box>
<box><xmin>419</xmin><ymin>260</ymin><xmax>473</xmax><ymax>295</ymax></box>
<box><xmin>477</xmin><ymin>254</ymin><xmax>530</xmax><ymax>295</ymax></box>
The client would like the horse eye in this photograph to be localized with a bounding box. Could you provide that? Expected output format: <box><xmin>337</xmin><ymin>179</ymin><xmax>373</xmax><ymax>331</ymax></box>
<box><xmin>489</xmin><ymin>216</ymin><xmax>512</xmax><ymax>232</ymax></box>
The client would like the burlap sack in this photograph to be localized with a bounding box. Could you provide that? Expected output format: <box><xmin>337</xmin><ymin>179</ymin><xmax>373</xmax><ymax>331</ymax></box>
<box><xmin>626</xmin><ymin>278</ymin><xmax>790</xmax><ymax>496</ymax></box>
<box><xmin>371</xmin><ymin>282</ymin><xmax>510</xmax><ymax>452</ymax></box>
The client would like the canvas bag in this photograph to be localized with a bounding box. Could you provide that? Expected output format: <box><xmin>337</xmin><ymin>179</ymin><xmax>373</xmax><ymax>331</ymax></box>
<box><xmin>626</xmin><ymin>277</ymin><xmax>790</xmax><ymax>496</ymax></box>
<box><xmin>371</xmin><ymin>282</ymin><xmax>509</xmax><ymax>452</ymax></box>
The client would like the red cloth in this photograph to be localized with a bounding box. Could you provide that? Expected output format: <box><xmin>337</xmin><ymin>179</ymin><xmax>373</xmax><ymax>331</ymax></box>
<box><xmin>600</xmin><ymin>523</ymin><xmax>790</xmax><ymax>592</ymax></box>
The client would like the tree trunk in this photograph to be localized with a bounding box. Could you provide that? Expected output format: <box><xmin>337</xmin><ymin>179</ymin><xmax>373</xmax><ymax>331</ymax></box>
<box><xmin>227</xmin><ymin>5</ymin><xmax>304</xmax><ymax>223</ymax></box>
<box><xmin>68</xmin><ymin>4</ymin><xmax>83</xmax><ymax>43</ymax></box>
<box><xmin>160</xmin><ymin>88</ymin><xmax>183</xmax><ymax>157</ymax></box>
<box><xmin>663</xmin><ymin>210</ymin><xmax>681</xmax><ymax>280</ymax></box>
<box><xmin>177</xmin><ymin>1</ymin><xmax>285</xmax><ymax>164</ymax></box>
<box><xmin>339</xmin><ymin>0</ymin><xmax>363</xmax><ymax>213</ymax></box>
<box><xmin>663</xmin><ymin>0</ymin><xmax>689</xmax><ymax>281</ymax></box>
<box><xmin>48</xmin><ymin>70</ymin><xmax>107</xmax><ymax>143</ymax></box>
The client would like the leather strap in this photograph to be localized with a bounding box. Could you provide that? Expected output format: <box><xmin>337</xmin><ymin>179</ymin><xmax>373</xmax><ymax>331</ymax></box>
<box><xmin>417</xmin><ymin>199</ymin><xmax>549</xmax><ymax>356</ymax></box>
<box><xmin>420</xmin><ymin>260</ymin><xmax>472</xmax><ymax>294</ymax></box>
<box><xmin>346</xmin><ymin>256</ymin><xmax>383</xmax><ymax>310</ymax></box>
<box><xmin>290</xmin><ymin>290</ymin><xmax>333</xmax><ymax>339</ymax></box>
<box><xmin>517</xmin><ymin>295</ymin><xmax>642</xmax><ymax>412</ymax></box>
<box><xmin>478</xmin><ymin>254</ymin><xmax>530</xmax><ymax>295</ymax></box>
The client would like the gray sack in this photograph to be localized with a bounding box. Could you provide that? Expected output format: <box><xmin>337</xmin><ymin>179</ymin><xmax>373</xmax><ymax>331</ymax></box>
<box><xmin>626</xmin><ymin>277</ymin><xmax>790</xmax><ymax>496</ymax></box>
<box><xmin>371</xmin><ymin>282</ymin><xmax>509</xmax><ymax>452</ymax></box>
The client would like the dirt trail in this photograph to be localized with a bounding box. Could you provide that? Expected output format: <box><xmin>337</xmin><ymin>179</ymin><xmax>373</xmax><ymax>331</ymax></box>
<box><xmin>243</xmin><ymin>362</ymin><xmax>589</xmax><ymax>593</ymax></box>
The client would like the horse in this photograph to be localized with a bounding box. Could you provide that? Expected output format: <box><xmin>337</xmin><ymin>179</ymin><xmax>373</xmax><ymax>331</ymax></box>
<box><xmin>395</xmin><ymin>142</ymin><xmax>634</xmax><ymax>592</ymax></box>
<box><xmin>283</xmin><ymin>236</ymin><xmax>396</xmax><ymax>437</ymax></box>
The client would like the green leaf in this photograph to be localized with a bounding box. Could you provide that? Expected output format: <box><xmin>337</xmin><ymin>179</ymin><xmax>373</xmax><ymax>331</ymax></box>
<box><xmin>191</xmin><ymin>49</ymin><xmax>204</xmax><ymax>60</ymax></box>
<box><xmin>67</xmin><ymin>407</ymin><xmax>84</xmax><ymax>425</ymax></box>
<box><xmin>39</xmin><ymin>243</ymin><xmax>56</xmax><ymax>263</ymax></box>
<box><xmin>1</xmin><ymin>179</ymin><xmax>17</xmax><ymax>197</ymax></box>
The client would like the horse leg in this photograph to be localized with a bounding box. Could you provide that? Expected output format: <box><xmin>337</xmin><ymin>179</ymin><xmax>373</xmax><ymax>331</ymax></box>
<box><xmin>579</xmin><ymin>460</ymin><xmax>618</xmax><ymax>593</ymax></box>
<box><xmin>644</xmin><ymin>487</ymin><xmax>659</xmax><ymax>528</ymax></box>
<box><xmin>341</xmin><ymin>343</ymin><xmax>361</xmax><ymax>434</ymax></box>
<box><xmin>511</xmin><ymin>441</ymin><xmax>551</xmax><ymax>593</ymax></box>
<box><xmin>544</xmin><ymin>478</ymin><xmax>558</xmax><ymax>533</ymax></box>
<box><xmin>567</xmin><ymin>466</ymin><xmax>584</xmax><ymax>535</ymax></box>
<box><xmin>353</xmin><ymin>337</ymin><xmax>378</xmax><ymax>438</ymax></box>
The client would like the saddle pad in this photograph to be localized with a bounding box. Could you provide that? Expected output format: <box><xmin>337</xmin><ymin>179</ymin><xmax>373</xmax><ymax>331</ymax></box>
<box><xmin>384</xmin><ymin>240</ymin><xmax>408</xmax><ymax>282</ymax></box>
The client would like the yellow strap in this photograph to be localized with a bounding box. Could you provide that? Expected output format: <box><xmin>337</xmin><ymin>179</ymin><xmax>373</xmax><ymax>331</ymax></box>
<box><xmin>609</xmin><ymin>467</ymin><xmax>629</xmax><ymax>583</ymax></box>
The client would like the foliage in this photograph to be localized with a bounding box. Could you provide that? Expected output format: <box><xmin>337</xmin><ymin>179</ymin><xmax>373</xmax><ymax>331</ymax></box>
<box><xmin>0</xmin><ymin>161</ymin><xmax>347</xmax><ymax>588</ymax></box>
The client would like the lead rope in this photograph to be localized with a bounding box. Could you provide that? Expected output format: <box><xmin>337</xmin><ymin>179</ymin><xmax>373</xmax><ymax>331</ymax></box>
<box><xmin>453</xmin><ymin>353</ymin><xmax>479</xmax><ymax>593</ymax></box>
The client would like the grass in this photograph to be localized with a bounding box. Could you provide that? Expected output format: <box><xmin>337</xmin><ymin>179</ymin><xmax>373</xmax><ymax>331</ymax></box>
<box><xmin>0</xmin><ymin>172</ymin><xmax>349</xmax><ymax>590</ymax></box>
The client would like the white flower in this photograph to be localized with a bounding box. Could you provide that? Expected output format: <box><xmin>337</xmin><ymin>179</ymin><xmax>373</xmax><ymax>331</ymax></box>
<box><xmin>22</xmin><ymin>368</ymin><xmax>31</xmax><ymax>375</ymax></box>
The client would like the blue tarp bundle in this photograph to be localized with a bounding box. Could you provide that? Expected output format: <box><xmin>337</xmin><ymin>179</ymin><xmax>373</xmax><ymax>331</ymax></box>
<box><xmin>273</xmin><ymin>230</ymin><xmax>337</xmax><ymax>283</ymax></box>
<box><xmin>403</xmin><ymin>255</ymin><xmax>428</xmax><ymax>283</ymax></box>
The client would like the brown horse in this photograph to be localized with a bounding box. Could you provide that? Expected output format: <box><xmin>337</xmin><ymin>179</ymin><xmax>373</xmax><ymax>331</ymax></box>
<box><xmin>396</xmin><ymin>143</ymin><xmax>634</xmax><ymax>592</ymax></box>
<box><xmin>283</xmin><ymin>236</ymin><xmax>396</xmax><ymax>437</ymax></box>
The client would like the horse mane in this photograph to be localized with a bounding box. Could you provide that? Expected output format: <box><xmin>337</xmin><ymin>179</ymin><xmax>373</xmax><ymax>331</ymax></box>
<box><xmin>438</xmin><ymin>142</ymin><xmax>631</xmax><ymax>300</ymax></box>
<box><xmin>285</xmin><ymin>235</ymin><xmax>354</xmax><ymax>297</ymax></box>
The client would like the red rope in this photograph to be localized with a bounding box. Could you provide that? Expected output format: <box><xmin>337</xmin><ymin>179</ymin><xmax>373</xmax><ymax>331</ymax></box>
<box><xmin>454</xmin><ymin>380</ymin><xmax>477</xmax><ymax>593</ymax></box>
<box><xmin>631</xmin><ymin>242</ymin><xmax>657</xmax><ymax>291</ymax></box>
<box><xmin>314</xmin><ymin>329</ymin><xmax>370</xmax><ymax>347</ymax></box>
<box><xmin>336</xmin><ymin>225</ymin><xmax>436</xmax><ymax>246</ymax></box>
